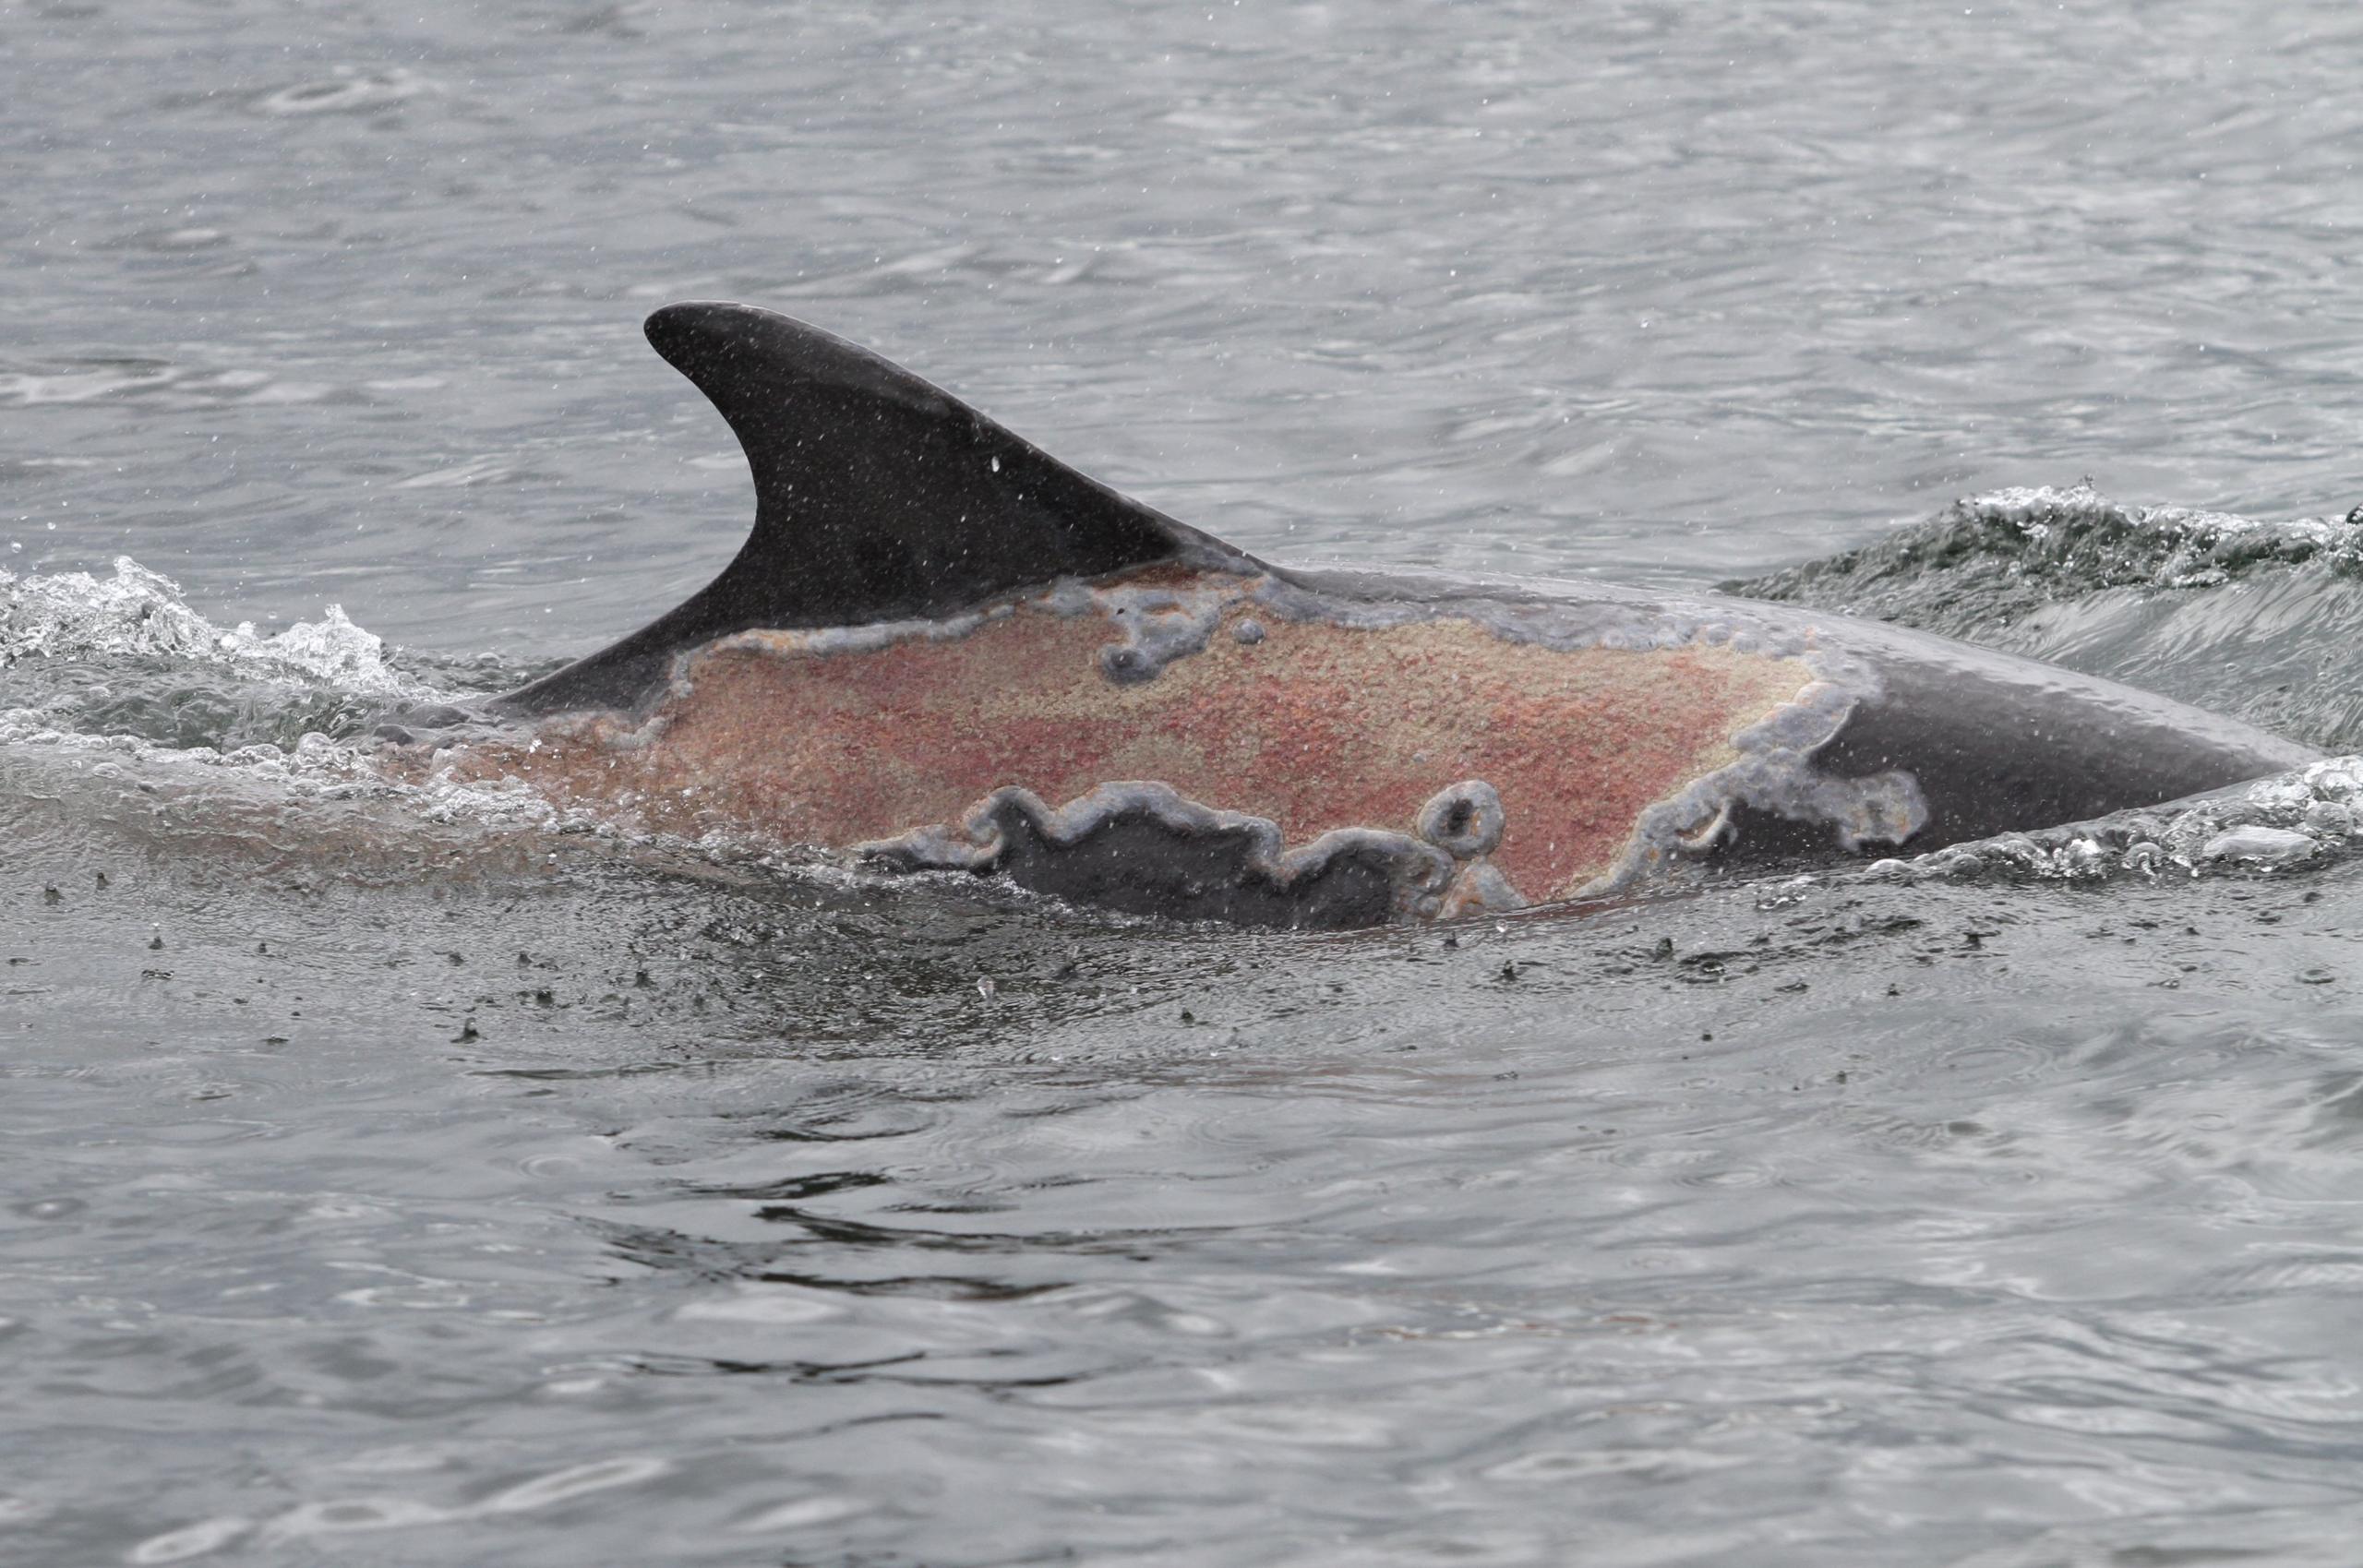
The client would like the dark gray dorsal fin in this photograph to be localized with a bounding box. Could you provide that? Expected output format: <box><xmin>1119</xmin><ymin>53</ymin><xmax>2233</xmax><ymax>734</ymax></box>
<box><xmin>498</xmin><ymin>303</ymin><xmax>1238</xmax><ymax>714</ymax></box>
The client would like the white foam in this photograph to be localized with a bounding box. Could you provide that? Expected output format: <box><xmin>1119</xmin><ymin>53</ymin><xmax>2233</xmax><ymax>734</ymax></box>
<box><xmin>1892</xmin><ymin>755</ymin><xmax>2363</xmax><ymax>885</ymax></box>
<box><xmin>0</xmin><ymin>557</ymin><xmax>440</xmax><ymax>700</ymax></box>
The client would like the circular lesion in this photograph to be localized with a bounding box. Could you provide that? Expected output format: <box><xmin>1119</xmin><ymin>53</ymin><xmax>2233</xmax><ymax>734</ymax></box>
<box><xmin>1416</xmin><ymin>779</ymin><xmax>1505</xmax><ymax>859</ymax></box>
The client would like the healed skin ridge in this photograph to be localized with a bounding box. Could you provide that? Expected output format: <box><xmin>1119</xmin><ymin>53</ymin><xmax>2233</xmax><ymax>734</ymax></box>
<box><xmin>438</xmin><ymin>302</ymin><xmax>2316</xmax><ymax>928</ymax></box>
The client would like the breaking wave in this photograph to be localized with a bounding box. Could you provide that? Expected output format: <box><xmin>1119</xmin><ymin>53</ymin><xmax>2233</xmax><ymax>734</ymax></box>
<box><xmin>1728</xmin><ymin>485</ymin><xmax>2363</xmax><ymax>751</ymax></box>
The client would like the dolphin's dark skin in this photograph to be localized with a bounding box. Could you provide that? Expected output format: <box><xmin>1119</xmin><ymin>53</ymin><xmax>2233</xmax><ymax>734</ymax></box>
<box><xmin>467</xmin><ymin>304</ymin><xmax>2316</xmax><ymax>926</ymax></box>
<box><xmin>499</xmin><ymin>305</ymin><xmax>1242</xmax><ymax>717</ymax></box>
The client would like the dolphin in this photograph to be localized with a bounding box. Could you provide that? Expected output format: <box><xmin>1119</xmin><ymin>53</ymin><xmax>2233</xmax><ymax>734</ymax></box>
<box><xmin>448</xmin><ymin>302</ymin><xmax>2316</xmax><ymax>927</ymax></box>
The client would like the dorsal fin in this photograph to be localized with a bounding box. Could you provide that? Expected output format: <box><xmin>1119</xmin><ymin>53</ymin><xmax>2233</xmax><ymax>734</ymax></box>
<box><xmin>498</xmin><ymin>303</ymin><xmax>1242</xmax><ymax>713</ymax></box>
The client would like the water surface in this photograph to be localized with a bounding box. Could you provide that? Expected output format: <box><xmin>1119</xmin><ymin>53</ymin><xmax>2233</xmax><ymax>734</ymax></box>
<box><xmin>9</xmin><ymin>3</ymin><xmax>2363</xmax><ymax>1563</ymax></box>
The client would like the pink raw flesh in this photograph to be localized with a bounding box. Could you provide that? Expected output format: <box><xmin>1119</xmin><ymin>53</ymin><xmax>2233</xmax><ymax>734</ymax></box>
<box><xmin>454</xmin><ymin>582</ymin><xmax>1817</xmax><ymax>903</ymax></box>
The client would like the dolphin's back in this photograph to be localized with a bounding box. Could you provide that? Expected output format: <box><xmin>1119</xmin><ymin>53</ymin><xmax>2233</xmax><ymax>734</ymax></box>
<box><xmin>470</xmin><ymin>305</ymin><xmax>2321</xmax><ymax>924</ymax></box>
<box><xmin>1794</xmin><ymin>634</ymin><xmax>2314</xmax><ymax>851</ymax></box>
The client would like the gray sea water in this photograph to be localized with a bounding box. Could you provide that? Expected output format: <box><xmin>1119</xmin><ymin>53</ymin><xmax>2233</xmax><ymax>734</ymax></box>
<box><xmin>10</xmin><ymin>2</ymin><xmax>2363</xmax><ymax>1563</ymax></box>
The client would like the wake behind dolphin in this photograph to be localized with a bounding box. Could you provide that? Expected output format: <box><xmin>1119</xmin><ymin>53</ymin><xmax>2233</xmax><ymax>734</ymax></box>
<box><xmin>440</xmin><ymin>304</ymin><xmax>2313</xmax><ymax>927</ymax></box>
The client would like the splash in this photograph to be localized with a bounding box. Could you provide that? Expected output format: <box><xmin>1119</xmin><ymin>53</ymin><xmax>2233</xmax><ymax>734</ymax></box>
<box><xmin>1872</xmin><ymin>755</ymin><xmax>2363</xmax><ymax>886</ymax></box>
<box><xmin>0</xmin><ymin>557</ymin><xmax>439</xmax><ymax>700</ymax></box>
